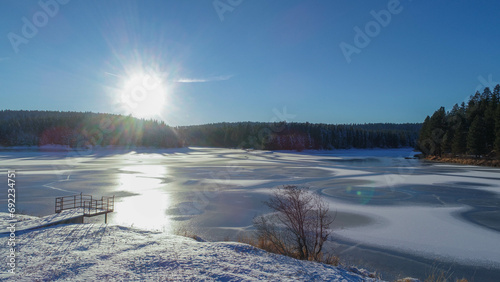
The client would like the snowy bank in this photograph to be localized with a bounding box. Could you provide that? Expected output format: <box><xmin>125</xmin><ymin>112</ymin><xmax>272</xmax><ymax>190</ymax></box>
<box><xmin>0</xmin><ymin>216</ymin><xmax>377</xmax><ymax>281</ymax></box>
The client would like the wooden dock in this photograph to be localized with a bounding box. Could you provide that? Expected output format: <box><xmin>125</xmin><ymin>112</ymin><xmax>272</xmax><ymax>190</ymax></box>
<box><xmin>0</xmin><ymin>193</ymin><xmax>115</xmax><ymax>235</ymax></box>
<box><xmin>55</xmin><ymin>193</ymin><xmax>115</xmax><ymax>223</ymax></box>
<box><xmin>0</xmin><ymin>208</ymin><xmax>87</xmax><ymax>234</ymax></box>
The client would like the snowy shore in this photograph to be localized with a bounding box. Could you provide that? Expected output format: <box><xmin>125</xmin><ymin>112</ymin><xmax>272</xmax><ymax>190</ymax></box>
<box><xmin>0</xmin><ymin>213</ymin><xmax>377</xmax><ymax>281</ymax></box>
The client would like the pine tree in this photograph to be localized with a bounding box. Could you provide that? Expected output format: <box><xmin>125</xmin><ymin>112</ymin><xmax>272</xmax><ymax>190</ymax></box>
<box><xmin>442</xmin><ymin>131</ymin><xmax>453</xmax><ymax>154</ymax></box>
<box><xmin>417</xmin><ymin>116</ymin><xmax>433</xmax><ymax>154</ymax></box>
<box><xmin>442</xmin><ymin>107</ymin><xmax>460</xmax><ymax>154</ymax></box>
<box><xmin>495</xmin><ymin>103</ymin><xmax>500</xmax><ymax>156</ymax></box>
<box><xmin>493</xmin><ymin>85</ymin><xmax>500</xmax><ymax>105</ymax></box>
<box><xmin>429</xmin><ymin>107</ymin><xmax>446</xmax><ymax>156</ymax></box>
<box><xmin>467</xmin><ymin>116</ymin><xmax>487</xmax><ymax>157</ymax></box>
<box><xmin>419</xmin><ymin>116</ymin><xmax>431</xmax><ymax>140</ymax></box>
<box><xmin>466</xmin><ymin>92</ymin><xmax>482</xmax><ymax>124</ymax></box>
<box><xmin>484</xmin><ymin>88</ymin><xmax>498</xmax><ymax>149</ymax></box>
<box><xmin>452</xmin><ymin>119</ymin><xmax>467</xmax><ymax>155</ymax></box>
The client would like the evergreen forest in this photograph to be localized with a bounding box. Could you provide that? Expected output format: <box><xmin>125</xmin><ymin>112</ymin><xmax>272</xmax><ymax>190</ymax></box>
<box><xmin>418</xmin><ymin>84</ymin><xmax>500</xmax><ymax>159</ymax></box>
<box><xmin>0</xmin><ymin>110</ymin><xmax>420</xmax><ymax>151</ymax></box>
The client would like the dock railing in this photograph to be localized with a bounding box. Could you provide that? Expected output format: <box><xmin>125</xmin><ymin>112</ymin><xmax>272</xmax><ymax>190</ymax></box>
<box><xmin>55</xmin><ymin>193</ymin><xmax>115</xmax><ymax>216</ymax></box>
<box><xmin>83</xmin><ymin>195</ymin><xmax>115</xmax><ymax>216</ymax></box>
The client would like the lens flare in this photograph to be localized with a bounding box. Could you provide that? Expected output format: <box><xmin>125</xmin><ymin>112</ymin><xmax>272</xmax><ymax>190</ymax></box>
<box><xmin>119</xmin><ymin>70</ymin><xmax>168</xmax><ymax>119</ymax></box>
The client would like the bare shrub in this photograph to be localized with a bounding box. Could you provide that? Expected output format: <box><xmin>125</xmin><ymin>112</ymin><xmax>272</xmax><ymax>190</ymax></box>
<box><xmin>323</xmin><ymin>253</ymin><xmax>341</xmax><ymax>266</ymax></box>
<box><xmin>253</xmin><ymin>185</ymin><xmax>336</xmax><ymax>262</ymax></box>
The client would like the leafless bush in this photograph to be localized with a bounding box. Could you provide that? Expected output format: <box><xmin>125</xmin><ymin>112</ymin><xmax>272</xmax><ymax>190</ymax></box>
<box><xmin>253</xmin><ymin>185</ymin><xmax>336</xmax><ymax>261</ymax></box>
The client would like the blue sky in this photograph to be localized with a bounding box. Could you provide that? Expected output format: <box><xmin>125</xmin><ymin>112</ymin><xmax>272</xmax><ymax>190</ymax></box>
<box><xmin>1</xmin><ymin>0</ymin><xmax>500</xmax><ymax>126</ymax></box>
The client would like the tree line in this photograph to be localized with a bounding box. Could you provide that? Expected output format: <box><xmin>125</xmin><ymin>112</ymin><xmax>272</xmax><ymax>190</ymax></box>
<box><xmin>0</xmin><ymin>110</ymin><xmax>181</xmax><ymax>148</ymax></box>
<box><xmin>0</xmin><ymin>110</ymin><xmax>421</xmax><ymax>151</ymax></box>
<box><xmin>177</xmin><ymin>122</ymin><xmax>420</xmax><ymax>151</ymax></box>
<box><xmin>418</xmin><ymin>84</ymin><xmax>500</xmax><ymax>158</ymax></box>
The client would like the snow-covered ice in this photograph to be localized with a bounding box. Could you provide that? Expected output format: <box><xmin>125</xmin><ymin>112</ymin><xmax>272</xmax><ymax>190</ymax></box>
<box><xmin>2</xmin><ymin>147</ymin><xmax>500</xmax><ymax>280</ymax></box>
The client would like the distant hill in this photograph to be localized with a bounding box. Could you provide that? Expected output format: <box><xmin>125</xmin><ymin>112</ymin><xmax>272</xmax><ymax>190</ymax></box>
<box><xmin>0</xmin><ymin>110</ymin><xmax>420</xmax><ymax>151</ymax></box>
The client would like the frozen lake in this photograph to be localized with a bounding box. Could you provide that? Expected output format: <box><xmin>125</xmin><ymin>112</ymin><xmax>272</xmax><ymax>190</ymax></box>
<box><xmin>2</xmin><ymin>147</ymin><xmax>500</xmax><ymax>280</ymax></box>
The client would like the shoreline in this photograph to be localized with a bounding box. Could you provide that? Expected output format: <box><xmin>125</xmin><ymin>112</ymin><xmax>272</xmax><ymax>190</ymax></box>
<box><xmin>424</xmin><ymin>156</ymin><xmax>500</xmax><ymax>167</ymax></box>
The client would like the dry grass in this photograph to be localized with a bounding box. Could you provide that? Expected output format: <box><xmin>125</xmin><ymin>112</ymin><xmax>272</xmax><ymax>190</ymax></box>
<box><xmin>426</xmin><ymin>156</ymin><xmax>500</xmax><ymax>167</ymax></box>
<box><xmin>241</xmin><ymin>234</ymin><xmax>341</xmax><ymax>267</ymax></box>
<box><xmin>423</xmin><ymin>264</ymin><xmax>469</xmax><ymax>282</ymax></box>
<box><xmin>173</xmin><ymin>227</ymin><xmax>202</xmax><ymax>241</ymax></box>
<box><xmin>424</xmin><ymin>270</ymin><xmax>451</xmax><ymax>282</ymax></box>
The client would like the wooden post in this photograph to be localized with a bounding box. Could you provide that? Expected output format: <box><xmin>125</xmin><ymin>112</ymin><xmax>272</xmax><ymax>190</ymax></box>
<box><xmin>105</xmin><ymin>213</ymin><xmax>107</xmax><ymax>224</ymax></box>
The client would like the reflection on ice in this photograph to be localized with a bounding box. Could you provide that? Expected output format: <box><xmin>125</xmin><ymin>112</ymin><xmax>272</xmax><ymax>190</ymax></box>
<box><xmin>120</xmin><ymin>165</ymin><xmax>168</xmax><ymax>177</ymax></box>
<box><xmin>112</xmin><ymin>164</ymin><xmax>172</xmax><ymax>231</ymax></box>
<box><xmin>113</xmin><ymin>190</ymin><xmax>172</xmax><ymax>232</ymax></box>
<box><xmin>116</xmin><ymin>173</ymin><xmax>163</xmax><ymax>192</ymax></box>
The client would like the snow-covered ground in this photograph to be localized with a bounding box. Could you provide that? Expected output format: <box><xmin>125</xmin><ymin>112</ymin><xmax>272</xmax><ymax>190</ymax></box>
<box><xmin>2</xmin><ymin>147</ymin><xmax>500</xmax><ymax>280</ymax></box>
<box><xmin>0</xmin><ymin>214</ymin><xmax>375</xmax><ymax>281</ymax></box>
<box><xmin>0</xmin><ymin>209</ymin><xmax>84</xmax><ymax>234</ymax></box>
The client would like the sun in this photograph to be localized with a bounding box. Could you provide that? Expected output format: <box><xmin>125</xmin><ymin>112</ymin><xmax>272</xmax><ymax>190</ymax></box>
<box><xmin>120</xmin><ymin>70</ymin><xmax>168</xmax><ymax>119</ymax></box>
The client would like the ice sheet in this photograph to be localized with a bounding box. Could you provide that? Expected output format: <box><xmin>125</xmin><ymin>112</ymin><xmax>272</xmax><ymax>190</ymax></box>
<box><xmin>2</xmin><ymin>147</ymin><xmax>500</xmax><ymax>272</ymax></box>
